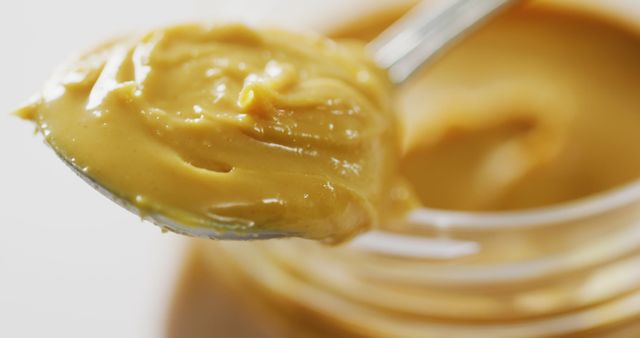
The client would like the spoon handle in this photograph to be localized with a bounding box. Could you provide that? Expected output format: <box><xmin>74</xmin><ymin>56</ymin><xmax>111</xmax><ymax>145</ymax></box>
<box><xmin>369</xmin><ymin>0</ymin><xmax>519</xmax><ymax>84</ymax></box>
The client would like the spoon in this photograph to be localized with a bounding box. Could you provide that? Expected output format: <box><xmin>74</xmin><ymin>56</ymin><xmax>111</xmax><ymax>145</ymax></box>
<box><xmin>370</xmin><ymin>0</ymin><xmax>517</xmax><ymax>83</ymax></box>
<box><xmin>56</xmin><ymin>0</ymin><xmax>518</xmax><ymax>240</ymax></box>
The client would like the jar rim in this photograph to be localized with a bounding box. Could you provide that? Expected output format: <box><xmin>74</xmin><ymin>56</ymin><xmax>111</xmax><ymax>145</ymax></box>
<box><xmin>406</xmin><ymin>179</ymin><xmax>640</xmax><ymax>231</ymax></box>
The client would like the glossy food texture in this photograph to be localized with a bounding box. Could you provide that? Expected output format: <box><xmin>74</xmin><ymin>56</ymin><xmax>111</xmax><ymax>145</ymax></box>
<box><xmin>16</xmin><ymin>23</ymin><xmax>404</xmax><ymax>243</ymax></box>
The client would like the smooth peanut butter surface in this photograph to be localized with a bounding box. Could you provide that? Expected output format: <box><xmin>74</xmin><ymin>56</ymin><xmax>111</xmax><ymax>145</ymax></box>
<box><xmin>16</xmin><ymin>24</ymin><xmax>407</xmax><ymax>243</ymax></box>
<box><xmin>394</xmin><ymin>6</ymin><xmax>640</xmax><ymax>211</ymax></box>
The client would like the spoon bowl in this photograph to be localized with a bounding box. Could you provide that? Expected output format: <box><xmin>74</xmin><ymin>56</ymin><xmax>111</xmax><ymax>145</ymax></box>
<box><xmin>56</xmin><ymin>152</ymin><xmax>294</xmax><ymax>240</ymax></box>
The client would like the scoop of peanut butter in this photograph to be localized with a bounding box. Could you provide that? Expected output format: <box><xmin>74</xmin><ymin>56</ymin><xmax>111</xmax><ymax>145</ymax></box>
<box><xmin>16</xmin><ymin>23</ymin><xmax>408</xmax><ymax>243</ymax></box>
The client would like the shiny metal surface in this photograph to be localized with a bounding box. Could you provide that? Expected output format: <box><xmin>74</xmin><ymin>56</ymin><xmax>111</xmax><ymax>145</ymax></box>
<box><xmin>369</xmin><ymin>0</ymin><xmax>519</xmax><ymax>83</ymax></box>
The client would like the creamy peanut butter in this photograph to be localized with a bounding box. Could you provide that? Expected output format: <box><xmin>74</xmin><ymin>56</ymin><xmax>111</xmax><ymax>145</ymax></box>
<box><xmin>394</xmin><ymin>7</ymin><xmax>640</xmax><ymax>211</ymax></box>
<box><xmin>15</xmin><ymin>24</ymin><xmax>408</xmax><ymax>243</ymax></box>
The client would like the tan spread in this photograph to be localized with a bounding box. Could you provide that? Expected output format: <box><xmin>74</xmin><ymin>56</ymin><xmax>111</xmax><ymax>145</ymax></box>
<box><xmin>15</xmin><ymin>24</ymin><xmax>407</xmax><ymax>243</ymax></box>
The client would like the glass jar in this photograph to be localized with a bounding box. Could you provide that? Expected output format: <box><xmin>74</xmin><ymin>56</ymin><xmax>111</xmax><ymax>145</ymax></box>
<box><xmin>168</xmin><ymin>1</ymin><xmax>640</xmax><ymax>337</ymax></box>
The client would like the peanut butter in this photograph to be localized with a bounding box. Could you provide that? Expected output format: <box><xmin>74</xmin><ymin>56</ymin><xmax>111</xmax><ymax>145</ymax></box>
<box><xmin>15</xmin><ymin>24</ymin><xmax>406</xmax><ymax>243</ymax></box>
<box><xmin>394</xmin><ymin>6</ymin><xmax>640</xmax><ymax>211</ymax></box>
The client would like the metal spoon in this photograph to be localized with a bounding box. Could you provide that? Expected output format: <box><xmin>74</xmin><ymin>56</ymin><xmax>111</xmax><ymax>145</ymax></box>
<box><xmin>369</xmin><ymin>0</ymin><xmax>518</xmax><ymax>83</ymax></box>
<box><xmin>58</xmin><ymin>0</ymin><xmax>518</xmax><ymax>240</ymax></box>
